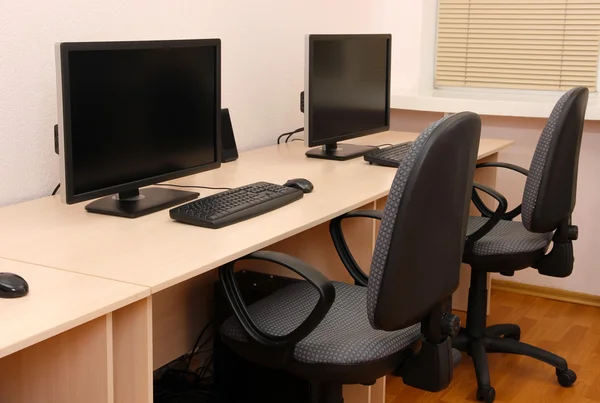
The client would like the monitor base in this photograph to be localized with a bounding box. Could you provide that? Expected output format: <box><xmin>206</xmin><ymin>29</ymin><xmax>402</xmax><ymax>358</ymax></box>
<box><xmin>305</xmin><ymin>143</ymin><xmax>377</xmax><ymax>161</ymax></box>
<box><xmin>85</xmin><ymin>187</ymin><xmax>199</xmax><ymax>218</ymax></box>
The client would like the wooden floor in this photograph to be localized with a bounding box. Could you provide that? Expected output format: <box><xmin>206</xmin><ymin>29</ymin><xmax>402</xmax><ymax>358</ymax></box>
<box><xmin>386</xmin><ymin>290</ymin><xmax>600</xmax><ymax>403</ymax></box>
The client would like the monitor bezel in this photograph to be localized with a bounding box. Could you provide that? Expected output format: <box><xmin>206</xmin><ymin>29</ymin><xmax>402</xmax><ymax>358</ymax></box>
<box><xmin>304</xmin><ymin>34</ymin><xmax>392</xmax><ymax>148</ymax></box>
<box><xmin>56</xmin><ymin>38</ymin><xmax>222</xmax><ymax>205</ymax></box>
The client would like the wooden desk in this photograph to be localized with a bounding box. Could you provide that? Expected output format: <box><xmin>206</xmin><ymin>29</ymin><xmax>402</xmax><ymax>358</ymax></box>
<box><xmin>0</xmin><ymin>258</ymin><xmax>150</xmax><ymax>403</ymax></box>
<box><xmin>0</xmin><ymin>131</ymin><xmax>512</xmax><ymax>403</ymax></box>
<box><xmin>0</xmin><ymin>131</ymin><xmax>510</xmax><ymax>291</ymax></box>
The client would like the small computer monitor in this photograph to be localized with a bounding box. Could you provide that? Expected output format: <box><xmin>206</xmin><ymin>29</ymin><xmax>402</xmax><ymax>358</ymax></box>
<box><xmin>304</xmin><ymin>34</ymin><xmax>392</xmax><ymax>161</ymax></box>
<box><xmin>56</xmin><ymin>39</ymin><xmax>221</xmax><ymax>218</ymax></box>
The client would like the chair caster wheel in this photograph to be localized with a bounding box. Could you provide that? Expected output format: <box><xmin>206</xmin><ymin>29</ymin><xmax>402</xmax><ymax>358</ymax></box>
<box><xmin>476</xmin><ymin>387</ymin><xmax>496</xmax><ymax>403</ymax></box>
<box><xmin>556</xmin><ymin>368</ymin><xmax>577</xmax><ymax>387</ymax></box>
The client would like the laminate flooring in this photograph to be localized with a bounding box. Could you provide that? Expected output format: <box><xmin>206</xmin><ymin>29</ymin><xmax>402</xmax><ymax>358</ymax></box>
<box><xmin>386</xmin><ymin>290</ymin><xmax>600</xmax><ymax>403</ymax></box>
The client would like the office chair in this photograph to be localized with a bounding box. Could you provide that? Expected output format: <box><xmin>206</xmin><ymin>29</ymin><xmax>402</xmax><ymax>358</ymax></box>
<box><xmin>454</xmin><ymin>87</ymin><xmax>588</xmax><ymax>403</ymax></box>
<box><xmin>217</xmin><ymin>112</ymin><xmax>482</xmax><ymax>403</ymax></box>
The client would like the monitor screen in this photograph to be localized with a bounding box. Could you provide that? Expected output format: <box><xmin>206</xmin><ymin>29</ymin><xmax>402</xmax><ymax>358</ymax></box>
<box><xmin>305</xmin><ymin>34</ymin><xmax>391</xmax><ymax>146</ymax></box>
<box><xmin>58</xmin><ymin>39</ymin><xmax>220</xmax><ymax>203</ymax></box>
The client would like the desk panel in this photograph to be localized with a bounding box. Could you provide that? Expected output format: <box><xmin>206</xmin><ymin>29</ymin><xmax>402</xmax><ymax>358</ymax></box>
<box><xmin>0</xmin><ymin>259</ymin><xmax>148</xmax><ymax>359</ymax></box>
<box><xmin>0</xmin><ymin>259</ymin><xmax>150</xmax><ymax>403</ymax></box>
<box><xmin>0</xmin><ymin>316</ymin><xmax>112</xmax><ymax>403</ymax></box>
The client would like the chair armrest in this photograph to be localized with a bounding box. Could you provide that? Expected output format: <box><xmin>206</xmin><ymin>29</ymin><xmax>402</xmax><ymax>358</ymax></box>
<box><xmin>219</xmin><ymin>250</ymin><xmax>335</xmax><ymax>348</ymax></box>
<box><xmin>476</xmin><ymin>162</ymin><xmax>529</xmax><ymax>176</ymax></box>
<box><xmin>474</xmin><ymin>162</ymin><xmax>528</xmax><ymax>220</ymax></box>
<box><xmin>466</xmin><ymin>183</ymin><xmax>508</xmax><ymax>247</ymax></box>
<box><xmin>329</xmin><ymin>210</ymin><xmax>383</xmax><ymax>286</ymax></box>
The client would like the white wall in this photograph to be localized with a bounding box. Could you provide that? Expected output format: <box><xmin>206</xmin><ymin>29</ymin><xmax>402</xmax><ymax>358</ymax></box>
<box><xmin>0</xmin><ymin>0</ymin><xmax>384</xmax><ymax>206</ymax></box>
<box><xmin>378</xmin><ymin>0</ymin><xmax>428</xmax><ymax>93</ymax></box>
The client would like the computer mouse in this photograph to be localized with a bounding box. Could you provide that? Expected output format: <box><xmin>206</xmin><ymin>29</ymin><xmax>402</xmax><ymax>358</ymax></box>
<box><xmin>284</xmin><ymin>178</ymin><xmax>314</xmax><ymax>194</ymax></box>
<box><xmin>0</xmin><ymin>272</ymin><xmax>29</xmax><ymax>298</ymax></box>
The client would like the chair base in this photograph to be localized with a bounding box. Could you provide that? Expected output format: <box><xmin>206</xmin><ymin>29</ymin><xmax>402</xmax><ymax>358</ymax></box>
<box><xmin>453</xmin><ymin>270</ymin><xmax>577</xmax><ymax>402</ymax></box>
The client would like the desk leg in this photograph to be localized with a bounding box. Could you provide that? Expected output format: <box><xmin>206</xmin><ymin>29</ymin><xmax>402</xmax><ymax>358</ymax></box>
<box><xmin>343</xmin><ymin>384</ymin><xmax>372</xmax><ymax>403</ymax></box>
<box><xmin>343</xmin><ymin>378</ymin><xmax>385</xmax><ymax>403</ymax></box>
<box><xmin>152</xmin><ymin>271</ymin><xmax>217</xmax><ymax>370</ymax></box>
<box><xmin>371</xmin><ymin>378</ymin><xmax>386</xmax><ymax>403</ymax></box>
<box><xmin>464</xmin><ymin>153</ymin><xmax>498</xmax><ymax>314</ymax></box>
<box><xmin>0</xmin><ymin>316</ymin><xmax>113</xmax><ymax>403</ymax></box>
<box><xmin>113</xmin><ymin>297</ymin><xmax>153</xmax><ymax>403</ymax></box>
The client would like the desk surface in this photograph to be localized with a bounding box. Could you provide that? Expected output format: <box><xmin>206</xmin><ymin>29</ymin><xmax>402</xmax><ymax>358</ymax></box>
<box><xmin>0</xmin><ymin>258</ymin><xmax>149</xmax><ymax>359</ymax></box>
<box><xmin>0</xmin><ymin>131</ymin><xmax>513</xmax><ymax>292</ymax></box>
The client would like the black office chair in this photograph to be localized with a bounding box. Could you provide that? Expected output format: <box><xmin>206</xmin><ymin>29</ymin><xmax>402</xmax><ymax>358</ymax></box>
<box><xmin>454</xmin><ymin>87</ymin><xmax>589</xmax><ymax>403</ymax></box>
<box><xmin>217</xmin><ymin>112</ymin><xmax>482</xmax><ymax>403</ymax></box>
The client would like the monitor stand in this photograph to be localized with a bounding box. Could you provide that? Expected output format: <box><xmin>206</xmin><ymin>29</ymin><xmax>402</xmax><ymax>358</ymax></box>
<box><xmin>305</xmin><ymin>142</ymin><xmax>377</xmax><ymax>161</ymax></box>
<box><xmin>85</xmin><ymin>187</ymin><xmax>199</xmax><ymax>218</ymax></box>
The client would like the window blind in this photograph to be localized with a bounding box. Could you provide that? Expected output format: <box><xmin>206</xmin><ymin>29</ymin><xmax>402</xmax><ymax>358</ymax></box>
<box><xmin>436</xmin><ymin>0</ymin><xmax>600</xmax><ymax>91</ymax></box>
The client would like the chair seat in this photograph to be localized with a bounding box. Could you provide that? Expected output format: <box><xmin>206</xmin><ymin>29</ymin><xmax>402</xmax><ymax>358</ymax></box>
<box><xmin>467</xmin><ymin>216</ymin><xmax>553</xmax><ymax>256</ymax></box>
<box><xmin>221</xmin><ymin>281</ymin><xmax>421</xmax><ymax>365</ymax></box>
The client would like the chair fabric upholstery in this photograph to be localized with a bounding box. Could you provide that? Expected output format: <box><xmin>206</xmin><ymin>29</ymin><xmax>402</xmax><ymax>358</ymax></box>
<box><xmin>522</xmin><ymin>87</ymin><xmax>577</xmax><ymax>231</ymax></box>
<box><xmin>221</xmin><ymin>281</ymin><xmax>422</xmax><ymax>365</ymax></box>
<box><xmin>367</xmin><ymin>115</ymin><xmax>453</xmax><ymax>327</ymax></box>
<box><xmin>467</xmin><ymin>216</ymin><xmax>553</xmax><ymax>256</ymax></box>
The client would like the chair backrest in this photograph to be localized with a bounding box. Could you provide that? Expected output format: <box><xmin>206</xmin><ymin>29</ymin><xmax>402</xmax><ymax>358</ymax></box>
<box><xmin>367</xmin><ymin>112</ymin><xmax>481</xmax><ymax>331</ymax></box>
<box><xmin>522</xmin><ymin>87</ymin><xmax>589</xmax><ymax>233</ymax></box>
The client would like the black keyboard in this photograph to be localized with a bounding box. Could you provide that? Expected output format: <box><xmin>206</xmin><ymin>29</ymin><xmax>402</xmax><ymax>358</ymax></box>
<box><xmin>364</xmin><ymin>142</ymin><xmax>413</xmax><ymax>168</ymax></box>
<box><xmin>169</xmin><ymin>182</ymin><xmax>304</xmax><ymax>229</ymax></box>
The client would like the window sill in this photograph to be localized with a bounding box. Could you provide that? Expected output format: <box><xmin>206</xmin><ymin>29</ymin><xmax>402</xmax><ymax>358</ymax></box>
<box><xmin>391</xmin><ymin>90</ymin><xmax>600</xmax><ymax>121</ymax></box>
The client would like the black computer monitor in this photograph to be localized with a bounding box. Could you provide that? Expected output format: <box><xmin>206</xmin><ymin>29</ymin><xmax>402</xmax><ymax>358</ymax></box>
<box><xmin>304</xmin><ymin>34</ymin><xmax>392</xmax><ymax>161</ymax></box>
<box><xmin>56</xmin><ymin>39</ymin><xmax>221</xmax><ymax>218</ymax></box>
